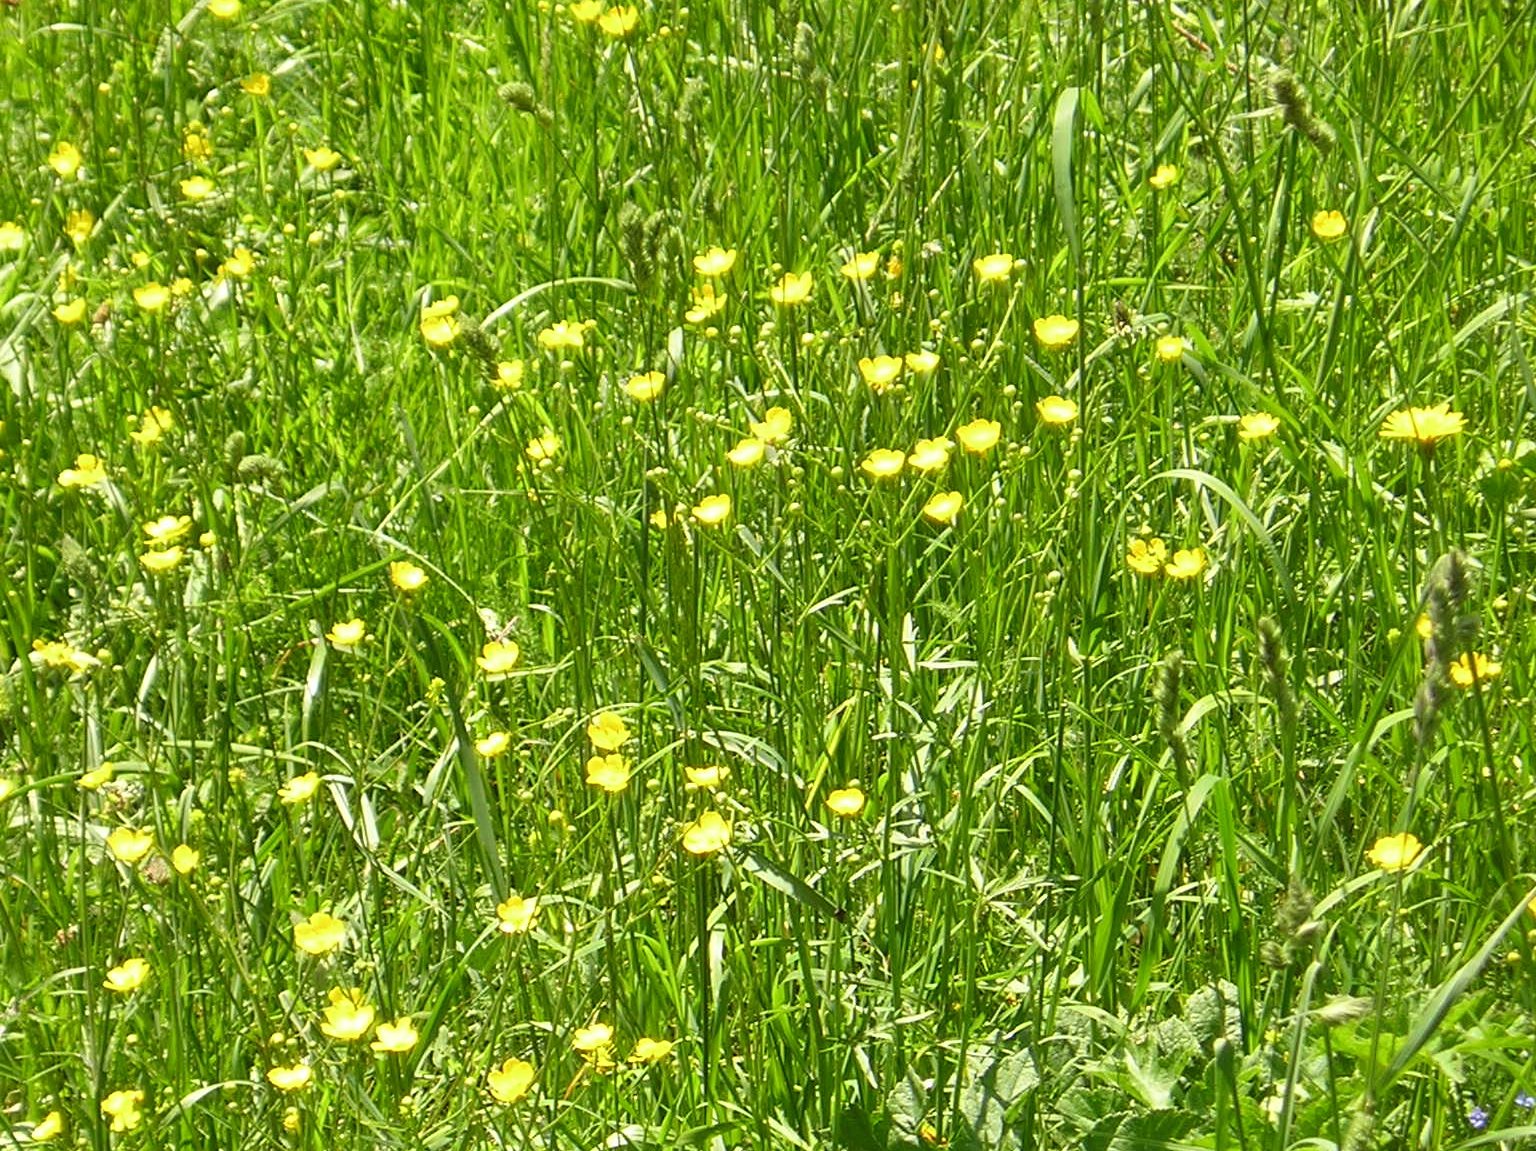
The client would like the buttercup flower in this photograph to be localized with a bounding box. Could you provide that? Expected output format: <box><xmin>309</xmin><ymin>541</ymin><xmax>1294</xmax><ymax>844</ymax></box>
<box><xmin>685</xmin><ymin>764</ymin><xmax>729</xmax><ymax>790</ymax></box>
<box><xmin>630</xmin><ymin>1037</ymin><xmax>675</xmax><ymax>1063</ymax></box>
<box><xmin>749</xmin><ymin>406</ymin><xmax>793</xmax><ymax>444</ymax></box>
<box><xmin>495</xmin><ymin>360</ymin><xmax>525</xmax><ymax>390</ymax></box>
<box><xmin>419</xmin><ymin>296</ymin><xmax>461</xmax><ymax>347</ymax></box>
<box><xmin>180</xmin><ymin>175</ymin><xmax>215</xmax><ymax>201</ymax></box>
<box><xmin>477</xmin><ymin>639</ymin><xmax>521</xmax><ymax>678</ymax></box>
<box><xmin>100</xmin><ymin>1089</ymin><xmax>144</xmax><ymax>1132</ymax></box>
<box><xmin>219</xmin><ymin>248</ymin><xmax>256</xmax><ymax>278</ymax></box>
<box><xmin>389</xmin><ymin>561</ymin><xmax>428</xmax><ymax>593</ymax></box>
<box><xmin>279</xmin><ymin>772</ymin><xmax>320</xmax><ymax>805</ymax></box>
<box><xmin>372</xmin><ymin>1019</ymin><xmax>419</xmax><ymax>1053</ymax></box>
<box><xmin>130</xmin><ymin>407</ymin><xmax>175</xmax><ymax>446</ymax></box>
<box><xmin>320</xmin><ymin>987</ymin><xmax>375</xmax><ymax>1042</ymax></box>
<box><xmin>58</xmin><ymin>453</ymin><xmax>107</xmax><ymax>488</ymax></box>
<box><xmin>79</xmin><ymin>762</ymin><xmax>115</xmax><ymax>789</ymax></box>
<box><xmin>326</xmin><ymin>618</ymin><xmax>367</xmax><ymax>651</ymax></box>
<box><xmin>293</xmin><ymin>911</ymin><xmax>347</xmax><ymax>955</ymax></box>
<box><xmin>304</xmin><ymin>146</ymin><xmax>342</xmax><ymax>173</ymax></box>
<box><xmin>586</xmin><ymin>754</ymin><xmax>631</xmax><ymax>794</ymax></box>
<box><xmin>1448</xmin><ymin>652</ymin><xmax>1501</xmax><ymax>688</ymax></box>
<box><xmin>825</xmin><ymin>785</ymin><xmax>866</xmax><ymax>818</ymax></box>
<box><xmin>1126</xmin><ymin>537</ymin><xmax>1168</xmax><ymax>576</ymax></box>
<box><xmin>904</xmin><ymin>350</ymin><xmax>940</xmax><ymax>375</ymax></box>
<box><xmin>1149</xmin><ymin>163</ymin><xmax>1179</xmax><ymax>190</ymax></box>
<box><xmin>858</xmin><ymin>355</ymin><xmax>903</xmax><ymax>393</ymax></box>
<box><xmin>907</xmin><ymin>437</ymin><xmax>953</xmax><ymax>474</ymax></box>
<box><xmin>496</xmin><ymin>894</ymin><xmax>539</xmax><ymax>934</ymax></box>
<box><xmin>29</xmin><ymin>1112</ymin><xmax>63</xmax><ymax>1142</ymax></box>
<box><xmin>144</xmin><ymin>515</ymin><xmax>192</xmax><ymax>545</ymax></box>
<box><xmin>840</xmin><ymin>252</ymin><xmax>880</xmax><ymax>280</ymax></box>
<box><xmin>1237</xmin><ymin>412</ymin><xmax>1280</xmax><ymax>441</ymax></box>
<box><xmin>770</xmin><ymin>271</ymin><xmax>814</xmax><ymax>306</ymax></box>
<box><xmin>1155</xmin><ymin>335</ymin><xmax>1189</xmax><ymax>363</ymax></box>
<box><xmin>182</xmin><ymin>123</ymin><xmax>213</xmax><ymax>162</ymax></box>
<box><xmin>1379</xmin><ymin>402</ymin><xmax>1464</xmax><ymax>447</ymax></box>
<box><xmin>487</xmin><ymin>1057</ymin><xmax>535</xmax><ymax>1104</ymax></box>
<box><xmin>0</xmin><ymin>221</ymin><xmax>26</xmax><ymax>252</ymax></box>
<box><xmin>106</xmin><ymin>827</ymin><xmax>154</xmax><ymax>864</ymax></box>
<box><xmin>133</xmin><ymin>282</ymin><xmax>170</xmax><ymax>313</ymax></box>
<box><xmin>140</xmin><ymin>546</ymin><xmax>186</xmax><ymax>574</ymax></box>
<box><xmin>956</xmin><ymin>418</ymin><xmax>1001</xmax><ymax>455</ymax></box>
<box><xmin>1366</xmin><ymin>832</ymin><xmax>1422</xmax><ymax>873</ymax></box>
<box><xmin>171</xmin><ymin>843</ymin><xmax>200</xmax><ymax>875</ymax></box>
<box><xmin>537</xmin><ymin>320</ymin><xmax>589</xmax><ymax>351</ymax></box>
<box><xmin>587</xmin><ymin>711</ymin><xmax>631</xmax><ymax>750</ymax></box>
<box><xmin>598</xmin><ymin>5</ymin><xmax>638</xmax><ymax>36</ymax></box>
<box><xmin>48</xmin><ymin>141</ymin><xmax>83</xmax><ymax>179</ymax></box>
<box><xmin>53</xmin><ymin>298</ymin><xmax>87</xmax><ymax>325</ymax></box>
<box><xmin>242</xmin><ymin>73</ymin><xmax>271</xmax><ymax>97</ymax></box>
<box><xmin>572</xmin><ymin>1022</ymin><xmax>614</xmax><ymax>1053</ymax></box>
<box><xmin>921</xmin><ymin>491</ymin><xmax>963</xmax><ymax>526</ymax></box>
<box><xmin>623</xmin><ymin>371</ymin><xmax>666</xmax><ymax>402</ymax></box>
<box><xmin>681</xmin><ymin>810</ymin><xmax>732</xmax><ymax>855</ymax></box>
<box><xmin>525</xmin><ymin>431</ymin><xmax>561</xmax><ymax>462</ymax></box>
<box><xmin>64</xmin><ymin>208</ymin><xmax>94</xmax><ymax>246</ymax></box>
<box><xmin>475</xmin><ymin>731</ymin><xmax>511</xmax><ymax>758</ymax></box>
<box><xmin>692</xmin><ymin>494</ymin><xmax>732</xmax><ymax>526</ymax></box>
<box><xmin>104</xmin><ymin>957</ymin><xmax>150</xmax><ymax>993</ymax></box>
<box><xmin>973</xmin><ymin>253</ymin><xmax>1014</xmax><ymax>283</ymax></box>
<box><xmin>727</xmin><ymin>438</ymin><xmax>766</xmax><ymax>468</ymax></box>
<box><xmin>1164</xmin><ymin>548</ymin><xmax>1207</xmax><ymax>581</ymax></box>
<box><xmin>1035</xmin><ymin>395</ymin><xmax>1078</xmax><ymax>426</ymax></box>
<box><xmin>1311</xmin><ymin>210</ymin><xmax>1347</xmax><ymax>242</ymax></box>
<box><xmin>266</xmin><ymin>1064</ymin><xmax>312</xmax><ymax>1092</ymax></box>
<box><xmin>569</xmin><ymin>0</ymin><xmax>603</xmax><ymax>20</ymax></box>
<box><xmin>693</xmin><ymin>247</ymin><xmax>736</xmax><ymax>277</ymax></box>
<box><xmin>860</xmin><ymin>449</ymin><xmax>905</xmax><ymax>480</ymax></box>
<box><xmin>1033</xmin><ymin>315</ymin><xmax>1079</xmax><ymax>351</ymax></box>
<box><xmin>685</xmin><ymin>282</ymin><xmax>727</xmax><ymax>325</ymax></box>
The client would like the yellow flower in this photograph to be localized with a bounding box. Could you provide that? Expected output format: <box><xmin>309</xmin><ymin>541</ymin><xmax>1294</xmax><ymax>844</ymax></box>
<box><xmin>921</xmin><ymin>491</ymin><xmax>964</xmax><ymax>527</ymax></box>
<box><xmin>496</xmin><ymin>894</ymin><xmax>539</xmax><ymax>934</ymax></box>
<box><xmin>825</xmin><ymin>785</ymin><xmax>866</xmax><ymax>818</ymax></box>
<box><xmin>597</xmin><ymin>5</ymin><xmax>638</xmax><ymax>36</ymax></box>
<box><xmin>1237</xmin><ymin>412</ymin><xmax>1280</xmax><ymax>441</ymax></box>
<box><xmin>623</xmin><ymin>370</ymin><xmax>666</xmax><ymax>401</ymax></box>
<box><xmin>372</xmin><ymin>1019</ymin><xmax>419</xmax><ymax>1053</ymax></box>
<box><xmin>133</xmin><ymin>282</ymin><xmax>170</xmax><ymax>313</ymax></box>
<box><xmin>630</xmin><ymin>1037</ymin><xmax>675</xmax><ymax>1063</ymax></box>
<box><xmin>904</xmin><ymin>350</ymin><xmax>940</xmax><ymax>375</ymax></box>
<box><xmin>840</xmin><ymin>251</ymin><xmax>880</xmax><ymax>281</ymax></box>
<box><xmin>693</xmin><ymin>247</ymin><xmax>737</xmax><ymax>277</ymax></box>
<box><xmin>30</xmin><ymin>1111</ymin><xmax>64</xmax><ymax>1142</ymax></box>
<box><xmin>0</xmin><ymin>778</ymin><xmax>14</xmax><ymax>803</ymax></box>
<box><xmin>171</xmin><ymin>843</ymin><xmax>200</xmax><ymax>875</ymax></box>
<box><xmin>973</xmin><ymin>252</ymin><xmax>1014</xmax><ymax>283</ymax></box>
<box><xmin>956</xmin><ymin>418</ymin><xmax>1002</xmax><ymax>455</ymax></box>
<box><xmin>477</xmin><ymin>639</ymin><xmax>522</xmax><ymax>679</ymax></box>
<box><xmin>279</xmin><ymin>771</ymin><xmax>321</xmax><ymax>805</ymax></box>
<box><xmin>692</xmin><ymin>493</ymin><xmax>732</xmax><ymax>526</ymax></box>
<box><xmin>106</xmin><ymin>827</ymin><xmax>154</xmax><ymax>864</ymax></box>
<box><xmin>1311</xmin><ymin>210</ymin><xmax>1347</xmax><ymax>242</ymax></box>
<box><xmin>293</xmin><ymin>911</ymin><xmax>347</xmax><ymax>955</ymax></box>
<box><xmin>320</xmin><ymin>987</ymin><xmax>375</xmax><ymax>1041</ymax></box>
<box><xmin>419</xmin><ymin>311</ymin><xmax>461</xmax><ymax>348</ymax></box>
<box><xmin>144</xmin><ymin>515</ymin><xmax>192</xmax><ymax>545</ymax></box>
<box><xmin>266</xmin><ymin>1064</ymin><xmax>312</xmax><ymax>1092</ymax></box>
<box><xmin>487</xmin><ymin>1057</ymin><xmax>535</xmax><ymax>1104</ymax></box>
<box><xmin>685</xmin><ymin>764</ymin><xmax>729</xmax><ymax>790</ymax></box>
<box><xmin>48</xmin><ymin>141</ymin><xmax>83</xmax><ymax>180</ymax></box>
<box><xmin>0</xmin><ymin>220</ymin><xmax>26</xmax><ymax>253</ymax></box>
<box><xmin>495</xmin><ymin>359</ymin><xmax>525</xmax><ymax>390</ymax></box>
<box><xmin>770</xmin><ymin>271</ymin><xmax>814</xmax><ymax>306</ymax></box>
<box><xmin>586</xmin><ymin>753</ymin><xmax>632</xmax><ymax>794</ymax></box>
<box><xmin>326</xmin><ymin>618</ymin><xmax>367</xmax><ymax>651</ymax></box>
<box><xmin>304</xmin><ymin>146</ymin><xmax>342</xmax><ymax>173</ymax></box>
<box><xmin>1033</xmin><ymin>314</ymin><xmax>1079</xmax><ymax>351</ymax></box>
<box><xmin>1379</xmin><ymin>402</ymin><xmax>1465</xmax><ymax>447</ymax></box>
<box><xmin>588</xmin><ymin>711</ymin><xmax>631</xmax><ymax>750</ymax></box>
<box><xmin>682</xmin><ymin>810</ymin><xmax>732</xmax><ymax>855</ymax></box>
<box><xmin>242</xmin><ymin>72</ymin><xmax>271</xmax><ymax>96</ymax></box>
<box><xmin>389</xmin><ymin>561</ymin><xmax>428</xmax><ymax>593</ymax></box>
<box><xmin>52</xmin><ymin>298</ymin><xmax>88</xmax><ymax>326</ymax></box>
<box><xmin>182</xmin><ymin>123</ymin><xmax>213</xmax><ymax>162</ymax></box>
<box><xmin>525</xmin><ymin>431</ymin><xmax>561</xmax><ymax>461</ymax></box>
<box><xmin>218</xmin><ymin>247</ymin><xmax>256</xmax><ymax>278</ymax></box>
<box><xmin>860</xmin><ymin>448</ymin><xmax>906</xmax><ymax>480</ymax></box>
<box><xmin>104</xmin><ymin>957</ymin><xmax>150</xmax><ymax>993</ymax></box>
<box><xmin>1126</xmin><ymin>537</ymin><xmax>1167</xmax><ymax>576</ymax></box>
<box><xmin>727</xmin><ymin>438</ymin><xmax>766</xmax><ymax>468</ymax></box>
<box><xmin>100</xmin><ymin>1089</ymin><xmax>144</xmax><ymax>1132</ymax></box>
<box><xmin>1415</xmin><ymin>613</ymin><xmax>1434</xmax><ymax>640</ymax></box>
<box><xmin>180</xmin><ymin>175</ymin><xmax>216</xmax><ymax>201</ymax></box>
<box><xmin>569</xmin><ymin>0</ymin><xmax>603</xmax><ymax>21</ymax></box>
<box><xmin>475</xmin><ymin>731</ymin><xmax>511</xmax><ymax>758</ymax></box>
<box><xmin>1155</xmin><ymin>335</ymin><xmax>1189</xmax><ymax>363</ymax></box>
<box><xmin>1149</xmin><ymin>163</ymin><xmax>1179</xmax><ymax>190</ymax></box>
<box><xmin>1035</xmin><ymin>395</ymin><xmax>1078</xmax><ymax>427</ymax></box>
<box><xmin>1448</xmin><ymin>653</ymin><xmax>1501</xmax><ymax>688</ymax></box>
<box><xmin>1365</xmin><ymin>832</ymin><xmax>1422</xmax><ymax>873</ymax></box>
<box><xmin>139</xmin><ymin>546</ymin><xmax>186</xmax><ymax>574</ymax></box>
<box><xmin>537</xmin><ymin>320</ymin><xmax>589</xmax><ymax>351</ymax></box>
<box><xmin>858</xmin><ymin>354</ymin><xmax>903</xmax><ymax>394</ymax></box>
<box><xmin>1164</xmin><ymin>548</ymin><xmax>1207</xmax><ymax>581</ymax></box>
<box><xmin>907</xmin><ymin>437</ymin><xmax>953</xmax><ymax>474</ymax></box>
<box><xmin>64</xmin><ymin>208</ymin><xmax>94</xmax><ymax>246</ymax></box>
<box><xmin>685</xmin><ymin>281</ymin><xmax>727</xmax><ymax>325</ymax></box>
<box><xmin>572</xmin><ymin>1022</ymin><xmax>614</xmax><ymax>1053</ymax></box>
<box><xmin>130</xmin><ymin>407</ymin><xmax>175</xmax><ymax>446</ymax></box>
<box><xmin>750</xmin><ymin>406</ymin><xmax>793</xmax><ymax>444</ymax></box>
<box><xmin>79</xmin><ymin>763</ymin><xmax>115</xmax><ymax>790</ymax></box>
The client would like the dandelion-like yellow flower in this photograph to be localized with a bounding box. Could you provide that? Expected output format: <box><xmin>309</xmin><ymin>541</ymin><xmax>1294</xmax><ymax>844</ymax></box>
<box><xmin>106</xmin><ymin>827</ymin><xmax>154</xmax><ymax>864</ymax></box>
<box><xmin>681</xmin><ymin>810</ymin><xmax>732</xmax><ymax>855</ymax></box>
<box><xmin>495</xmin><ymin>360</ymin><xmax>525</xmax><ymax>390</ymax></box>
<box><xmin>1164</xmin><ymin>548</ymin><xmax>1207</xmax><ymax>581</ymax></box>
<box><xmin>770</xmin><ymin>271</ymin><xmax>814</xmax><ymax>307</ymax></box>
<box><xmin>0</xmin><ymin>221</ymin><xmax>26</xmax><ymax>253</ymax></box>
<box><xmin>692</xmin><ymin>494</ymin><xmax>732</xmax><ymax>526</ymax></box>
<box><xmin>840</xmin><ymin>251</ymin><xmax>880</xmax><ymax>281</ymax></box>
<box><xmin>569</xmin><ymin>0</ymin><xmax>603</xmax><ymax>21</ymax></box>
<box><xmin>685</xmin><ymin>764</ymin><xmax>729</xmax><ymax>790</ymax></box>
<box><xmin>242</xmin><ymin>73</ymin><xmax>271</xmax><ymax>97</ymax></box>
<box><xmin>825</xmin><ymin>786</ymin><xmax>866</xmax><ymax>818</ymax></box>
<box><xmin>858</xmin><ymin>355</ymin><xmax>903</xmax><ymax>394</ymax></box>
<box><xmin>372</xmin><ymin>1019</ymin><xmax>419</xmax><ymax>1053</ymax></box>
<box><xmin>972</xmin><ymin>253</ymin><xmax>1014</xmax><ymax>283</ymax></box>
<box><xmin>100</xmin><ymin>1090</ymin><xmax>144</xmax><ymax>1132</ymax></box>
<box><xmin>597</xmin><ymin>5</ymin><xmax>638</xmax><ymax>36</ymax></box>
<box><xmin>293</xmin><ymin>911</ymin><xmax>347</xmax><ymax>955</ymax></box>
<box><xmin>79</xmin><ymin>763</ymin><xmax>115</xmax><ymax>790</ymax></box>
<box><xmin>955</xmin><ymin>418</ymin><xmax>1002</xmax><ymax>455</ymax></box>
<box><xmin>749</xmin><ymin>406</ymin><xmax>793</xmax><ymax>444</ymax></box>
<box><xmin>1237</xmin><ymin>412</ymin><xmax>1280</xmax><ymax>441</ymax></box>
<box><xmin>171</xmin><ymin>844</ymin><xmax>200</xmax><ymax>875</ymax></box>
<box><xmin>53</xmin><ymin>298</ymin><xmax>87</xmax><ymax>325</ymax></box>
<box><xmin>1379</xmin><ymin>402</ymin><xmax>1465</xmax><ymax>447</ymax></box>
<box><xmin>182</xmin><ymin>123</ymin><xmax>213</xmax><ymax>162</ymax></box>
<box><xmin>1033</xmin><ymin>315</ymin><xmax>1079</xmax><ymax>351</ymax></box>
<box><xmin>477</xmin><ymin>639</ymin><xmax>521</xmax><ymax>678</ymax></box>
<box><xmin>64</xmin><ymin>208</ymin><xmax>94</xmax><ymax>247</ymax></box>
<box><xmin>180</xmin><ymin>175</ymin><xmax>216</xmax><ymax>201</ymax></box>
<box><xmin>623</xmin><ymin>371</ymin><xmax>666</xmax><ymax>402</ymax></box>
<box><xmin>537</xmin><ymin>320</ymin><xmax>589</xmax><ymax>351</ymax></box>
<box><xmin>144</xmin><ymin>515</ymin><xmax>193</xmax><ymax>545</ymax></box>
<box><xmin>586</xmin><ymin>754</ymin><xmax>632</xmax><ymax>794</ymax></box>
<box><xmin>496</xmin><ymin>894</ymin><xmax>539</xmax><ymax>934</ymax></box>
<box><xmin>1448</xmin><ymin>653</ymin><xmax>1501</xmax><ymax>688</ymax></box>
<box><xmin>266</xmin><ymin>1064</ymin><xmax>312</xmax><ymax>1092</ymax></box>
<box><xmin>685</xmin><ymin>281</ymin><xmax>727</xmax><ymax>325</ymax></box>
<box><xmin>693</xmin><ymin>247</ymin><xmax>737</xmax><ymax>277</ymax></box>
<box><xmin>132</xmin><ymin>282</ymin><xmax>170</xmax><ymax>313</ymax></box>
<box><xmin>727</xmin><ymin>438</ymin><xmax>766</xmax><ymax>468</ymax></box>
<box><xmin>921</xmin><ymin>491</ymin><xmax>964</xmax><ymax>526</ymax></box>
<box><xmin>1154</xmin><ymin>335</ymin><xmax>1188</xmax><ymax>364</ymax></box>
<box><xmin>48</xmin><ymin>141</ymin><xmax>83</xmax><ymax>180</ymax></box>
<box><xmin>304</xmin><ymin>146</ymin><xmax>342</xmax><ymax>173</ymax></box>
<box><xmin>389</xmin><ymin>561</ymin><xmax>428</xmax><ymax>593</ymax></box>
<box><xmin>587</xmin><ymin>711</ymin><xmax>631</xmax><ymax>750</ymax></box>
<box><xmin>1149</xmin><ymin>164</ymin><xmax>1179</xmax><ymax>190</ymax></box>
<box><xmin>476</xmin><ymin>731</ymin><xmax>511</xmax><ymax>758</ymax></box>
<box><xmin>1365</xmin><ymin>832</ymin><xmax>1422</xmax><ymax>872</ymax></box>
<box><xmin>1126</xmin><ymin>537</ymin><xmax>1168</xmax><ymax>576</ymax></box>
<box><xmin>279</xmin><ymin>772</ymin><xmax>320</xmax><ymax>805</ymax></box>
<box><xmin>1035</xmin><ymin>395</ymin><xmax>1078</xmax><ymax>427</ymax></box>
<box><xmin>140</xmin><ymin>546</ymin><xmax>186</xmax><ymax>574</ymax></box>
<box><xmin>904</xmin><ymin>350</ymin><xmax>940</xmax><ymax>375</ymax></box>
<box><xmin>104</xmin><ymin>957</ymin><xmax>150</xmax><ymax>993</ymax></box>
<box><xmin>630</xmin><ymin>1037</ymin><xmax>675</xmax><ymax>1063</ymax></box>
<box><xmin>487</xmin><ymin>1057</ymin><xmax>534</xmax><ymax>1104</ymax></box>
<box><xmin>320</xmin><ymin>987</ymin><xmax>375</xmax><ymax>1042</ymax></box>
<box><xmin>526</xmin><ymin>431</ymin><xmax>561</xmax><ymax>462</ymax></box>
<box><xmin>29</xmin><ymin>1112</ymin><xmax>63</xmax><ymax>1142</ymax></box>
<box><xmin>130</xmin><ymin>407</ymin><xmax>175</xmax><ymax>446</ymax></box>
<box><xmin>572</xmin><ymin>1022</ymin><xmax>614</xmax><ymax>1053</ymax></box>
<box><xmin>1311</xmin><ymin>210</ymin><xmax>1347</xmax><ymax>242</ymax></box>
<box><xmin>326</xmin><ymin>618</ymin><xmax>366</xmax><ymax>651</ymax></box>
<box><xmin>860</xmin><ymin>449</ymin><xmax>905</xmax><ymax>480</ymax></box>
<box><xmin>907</xmin><ymin>437</ymin><xmax>953</xmax><ymax>474</ymax></box>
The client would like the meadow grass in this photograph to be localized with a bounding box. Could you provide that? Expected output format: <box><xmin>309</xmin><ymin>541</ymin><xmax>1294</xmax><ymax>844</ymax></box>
<box><xmin>2</xmin><ymin>0</ymin><xmax>1535</xmax><ymax>1147</ymax></box>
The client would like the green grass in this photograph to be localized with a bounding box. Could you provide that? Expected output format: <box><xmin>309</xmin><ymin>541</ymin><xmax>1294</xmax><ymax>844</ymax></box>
<box><xmin>3</xmin><ymin>0</ymin><xmax>1536</xmax><ymax>1147</ymax></box>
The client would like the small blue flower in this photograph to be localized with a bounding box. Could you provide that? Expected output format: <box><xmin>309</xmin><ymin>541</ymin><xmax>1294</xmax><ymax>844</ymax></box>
<box><xmin>1467</xmin><ymin>1106</ymin><xmax>1489</xmax><ymax>1131</ymax></box>
<box><xmin>1516</xmin><ymin>1090</ymin><xmax>1535</xmax><ymax>1110</ymax></box>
